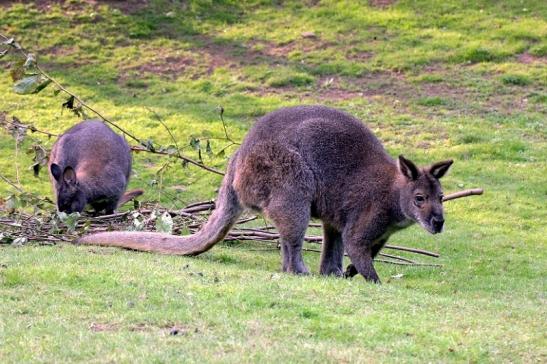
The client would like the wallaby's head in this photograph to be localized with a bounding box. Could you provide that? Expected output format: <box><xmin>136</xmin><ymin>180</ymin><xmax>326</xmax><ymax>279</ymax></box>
<box><xmin>50</xmin><ymin>164</ymin><xmax>86</xmax><ymax>213</ymax></box>
<box><xmin>397</xmin><ymin>155</ymin><xmax>453</xmax><ymax>234</ymax></box>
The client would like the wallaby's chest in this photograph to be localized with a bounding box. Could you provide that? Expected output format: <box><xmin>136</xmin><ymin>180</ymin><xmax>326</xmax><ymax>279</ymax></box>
<box><xmin>374</xmin><ymin>219</ymin><xmax>414</xmax><ymax>245</ymax></box>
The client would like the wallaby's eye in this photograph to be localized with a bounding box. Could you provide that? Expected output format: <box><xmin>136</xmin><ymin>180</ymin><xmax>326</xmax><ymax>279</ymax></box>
<box><xmin>414</xmin><ymin>195</ymin><xmax>425</xmax><ymax>206</ymax></box>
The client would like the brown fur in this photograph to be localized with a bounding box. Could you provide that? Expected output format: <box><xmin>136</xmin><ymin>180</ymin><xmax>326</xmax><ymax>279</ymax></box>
<box><xmin>49</xmin><ymin>120</ymin><xmax>137</xmax><ymax>215</ymax></box>
<box><xmin>79</xmin><ymin>106</ymin><xmax>453</xmax><ymax>282</ymax></box>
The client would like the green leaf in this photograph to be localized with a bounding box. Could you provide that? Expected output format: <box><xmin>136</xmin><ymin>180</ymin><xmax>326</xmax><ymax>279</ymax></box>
<box><xmin>10</xmin><ymin>59</ymin><xmax>25</xmax><ymax>81</ymax></box>
<box><xmin>33</xmin><ymin>78</ymin><xmax>52</xmax><ymax>94</ymax></box>
<box><xmin>155</xmin><ymin>211</ymin><xmax>173</xmax><ymax>234</ymax></box>
<box><xmin>57</xmin><ymin>211</ymin><xmax>80</xmax><ymax>233</ymax></box>
<box><xmin>190</xmin><ymin>137</ymin><xmax>200</xmax><ymax>150</ymax></box>
<box><xmin>141</xmin><ymin>138</ymin><xmax>156</xmax><ymax>152</ymax></box>
<box><xmin>62</xmin><ymin>95</ymin><xmax>75</xmax><ymax>110</ymax></box>
<box><xmin>179</xmin><ymin>225</ymin><xmax>190</xmax><ymax>236</ymax></box>
<box><xmin>12</xmin><ymin>237</ymin><xmax>28</xmax><ymax>246</ymax></box>
<box><xmin>13</xmin><ymin>75</ymin><xmax>51</xmax><ymax>95</ymax></box>
<box><xmin>23</xmin><ymin>53</ymin><xmax>37</xmax><ymax>69</ymax></box>
<box><xmin>3</xmin><ymin>37</ymin><xmax>21</xmax><ymax>50</ymax></box>
<box><xmin>130</xmin><ymin>212</ymin><xmax>145</xmax><ymax>231</ymax></box>
<box><xmin>162</xmin><ymin>145</ymin><xmax>178</xmax><ymax>156</ymax></box>
<box><xmin>6</xmin><ymin>195</ymin><xmax>18</xmax><ymax>210</ymax></box>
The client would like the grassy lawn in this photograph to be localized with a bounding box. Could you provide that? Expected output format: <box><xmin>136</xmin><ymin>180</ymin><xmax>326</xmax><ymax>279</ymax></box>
<box><xmin>1</xmin><ymin>0</ymin><xmax>546</xmax><ymax>362</ymax></box>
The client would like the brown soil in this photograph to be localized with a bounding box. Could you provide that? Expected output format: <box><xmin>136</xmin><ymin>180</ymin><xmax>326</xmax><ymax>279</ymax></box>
<box><xmin>368</xmin><ymin>0</ymin><xmax>397</xmax><ymax>7</ymax></box>
<box><xmin>517</xmin><ymin>52</ymin><xmax>547</xmax><ymax>64</ymax></box>
<box><xmin>197</xmin><ymin>35</ymin><xmax>335</xmax><ymax>75</ymax></box>
<box><xmin>130</xmin><ymin>55</ymin><xmax>194</xmax><ymax>80</ymax></box>
<box><xmin>89</xmin><ymin>321</ymin><xmax>188</xmax><ymax>333</ymax></box>
<box><xmin>90</xmin><ymin>322</ymin><xmax>119</xmax><ymax>332</ymax></box>
<box><xmin>0</xmin><ymin>0</ymin><xmax>149</xmax><ymax>14</ymax></box>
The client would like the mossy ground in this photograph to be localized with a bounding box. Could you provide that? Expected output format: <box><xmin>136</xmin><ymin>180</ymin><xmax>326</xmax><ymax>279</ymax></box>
<box><xmin>0</xmin><ymin>1</ymin><xmax>545</xmax><ymax>362</ymax></box>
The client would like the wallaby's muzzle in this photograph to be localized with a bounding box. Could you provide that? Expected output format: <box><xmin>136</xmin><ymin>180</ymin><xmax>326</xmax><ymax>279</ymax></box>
<box><xmin>431</xmin><ymin>216</ymin><xmax>445</xmax><ymax>234</ymax></box>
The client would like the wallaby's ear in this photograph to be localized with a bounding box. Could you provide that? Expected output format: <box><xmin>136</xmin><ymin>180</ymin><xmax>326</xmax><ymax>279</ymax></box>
<box><xmin>429</xmin><ymin>159</ymin><xmax>453</xmax><ymax>179</ymax></box>
<box><xmin>50</xmin><ymin>163</ymin><xmax>62</xmax><ymax>181</ymax></box>
<box><xmin>398</xmin><ymin>155</ymin><xmax>419</xmax><ymax>181</ymax></box>
<box><xmin>62</xmin><ymin>166</ymin><xmax>77</xmax><ymax>184</ymax></box>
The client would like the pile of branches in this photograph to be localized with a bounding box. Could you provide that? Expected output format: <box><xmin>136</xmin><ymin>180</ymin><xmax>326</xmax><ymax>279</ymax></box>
<box><xmin>0</xmin><ymin>188</ymin><xmax>483</xmax><ymax>267</ymax></box>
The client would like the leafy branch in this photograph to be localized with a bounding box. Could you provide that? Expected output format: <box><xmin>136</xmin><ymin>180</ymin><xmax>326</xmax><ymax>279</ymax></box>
<box><xmin>0</xmin><ymin>33</ymin><xmax>225</xmax><ymax>176</ymax></box>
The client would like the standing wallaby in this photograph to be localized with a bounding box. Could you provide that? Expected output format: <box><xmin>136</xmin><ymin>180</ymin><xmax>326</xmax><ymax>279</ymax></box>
<box><xmin>49</xmin><ymin>120</ymin><xmax>143</xmax><ymax>215</ymax></box>
<box><xmin>79</xmin><ymin>106</ymin><xmax>453</xmax><ymax>282</ymax></box>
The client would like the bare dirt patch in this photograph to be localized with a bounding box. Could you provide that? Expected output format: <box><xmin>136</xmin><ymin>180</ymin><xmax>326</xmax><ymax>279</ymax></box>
<box><xmin>196</xmin><ymin>35</ymin><xmax>335</xmax><ymax>74</ymax></box>
<box><xmin>369</xmin><ymin>0</ymin><xmax>397</xmax><ymax>7</ymax></box>
<box><xmin>132</xmin><ymin>55</ymin><xmax>194</xmax><ymax>80</ymax></box>
<box><xmin>0</xmin><ymin>0</ymin><xmax>150</xmax><ymax>14</ymax></box>
<box><xmin>90</xmin><ymin>322</ymin><xmax>119</xmax><ymax>332</ymax></box>
<box><xmin>89</xmin><ymin>321</ymin><xmax>189</xmax><ymax>334</ymax></box>
<box><xmin>517</xmin><ymin>52</ymin><xmax>547</xmax><ymax>64</ymax></box>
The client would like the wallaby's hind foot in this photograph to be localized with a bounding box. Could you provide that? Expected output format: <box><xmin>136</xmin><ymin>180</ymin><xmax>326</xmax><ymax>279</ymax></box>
<box><xmin>319</xmin><ymin>224</ymin><xmax>344</xmax><ymax>277</ymax></box>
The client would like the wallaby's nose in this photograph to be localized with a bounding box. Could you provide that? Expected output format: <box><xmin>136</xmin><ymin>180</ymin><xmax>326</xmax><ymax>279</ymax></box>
<box><xmin>432</xmin><ymin>217</ymin><xmax>444</xmax><ymax>233</ymax></box>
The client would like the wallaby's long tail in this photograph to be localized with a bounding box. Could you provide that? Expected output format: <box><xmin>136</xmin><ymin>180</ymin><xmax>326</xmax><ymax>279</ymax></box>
<box><xmin>78</xmin><ymin>164</ymin><xmax>243</xmax><ymax>256</ymax></box>
<box><xmin>117</xmin><ymin>189</ymin><xmax>145</xmax><ymax>207</ymax></box>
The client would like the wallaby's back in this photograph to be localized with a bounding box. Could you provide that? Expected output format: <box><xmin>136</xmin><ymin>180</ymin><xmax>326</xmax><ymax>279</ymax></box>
<box><xmin>234</xmin><ymin>106</ymin><xmax>396</xmax><ymax>219</ymax></box>
<box><xmin>49</xmin><ymin>120</ymin><xmax>137</xmax><ymax>213</ymax></box>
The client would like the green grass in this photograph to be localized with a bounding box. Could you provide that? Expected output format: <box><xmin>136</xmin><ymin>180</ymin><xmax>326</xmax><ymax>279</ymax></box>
<box><xmin>1</xmin><ymin>0</ymin><xmax>546</xmax><ymax>362</ymax></box>
<box><xmin>500</xmin><ymin>74</ymin><xmax>531</xmax><ymax>86</ymax></box>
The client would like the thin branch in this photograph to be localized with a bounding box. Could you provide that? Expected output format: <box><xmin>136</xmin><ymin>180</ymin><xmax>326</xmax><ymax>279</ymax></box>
<box><xmin>443</xmin><ymin>188</ymin><xmax>483</xmax><ymax>202</ymax></box>
<box><xmin>383</xmin><ymin>245</ymin><xmax>440</xmax><ymax>258</ymax></box>
<box><xmin>0</xmin><ymin>173</ymin><xmax>23</xmax><ymax>192</ymax></box>
<box><xmin>374</xmin><ymin>260</ymin><xmax>442</xmax><ymax>267</ymax></box>
<box><xmin>2</xmin><ymin>118</ymin><xmax>58</xmax><ymax>138</ymax></box>
<box><xmin>378</xmin><ymin>252</ymin><xmax>416</xmax><ymax>264</ymax></box>
<box><xmin>145</xmin><ymin>106</ymin><xmax>182</xmax><ymax>158</ymax></box>
<box><xmin>218</xmin><ymin>106</ymin><xmax>240</xmax><ymax>145</ymax></box>
<box><xmin>130</xmin><ymin>146</ymin><xmax>224</xmax><ymax>176</ymax></box>
<box><xmin>13</xmin><ymin>138</ymin><xmax>21</xmax><ymax>186</ymax></box>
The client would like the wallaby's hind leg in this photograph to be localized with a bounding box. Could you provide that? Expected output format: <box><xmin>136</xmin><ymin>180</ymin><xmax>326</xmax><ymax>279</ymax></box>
<box><xmin>281</xmin><ymin>243</ymin><xmax>290</xmax><ymax>272</ymax></box>
<box><xmin>232</xmin><ymin>141</ymin><xmax>314</xmax><ymax>274</ymax></box>
<box><xmin>319</xmin><ymin>224</ymin><xmax>344</xmax><ymax>276</ymax></box>
<box><xmin>266</xmin><ymin>201</ymin><xmax>310</xmax><ymax>275</ymax></box>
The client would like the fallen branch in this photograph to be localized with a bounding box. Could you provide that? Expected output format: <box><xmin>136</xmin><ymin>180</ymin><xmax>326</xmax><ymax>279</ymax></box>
<box><xmin>443</xmin><ymin>188</ymin><xmax>483</xmax><ymax>202</ymax></box>
<box><xmin>0</xmin><ymin>187</ymin><xmax>483</xmax><ymax>267</ymax></box>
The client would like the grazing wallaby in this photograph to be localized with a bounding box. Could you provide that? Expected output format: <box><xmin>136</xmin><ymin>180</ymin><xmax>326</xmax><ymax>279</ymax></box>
<box><xmin>49</xmin><ymin>120</ymin><xmax>143</xmax><ymax>215</ymax></box>
<box><xmin>79</xmin><ymin>106</ymin><xmax>453</xmax><ymax>282</ymax></box>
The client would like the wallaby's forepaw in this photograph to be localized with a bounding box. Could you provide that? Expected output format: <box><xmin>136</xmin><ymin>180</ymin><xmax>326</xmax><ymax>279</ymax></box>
<box><xmin>344</xmin><ymin>264</ymin><xmax>381</xmax><ymax>283</ymax></box>
<box><xmin>344</xmin><ymin>264</ymin><xmax>358</xmax><ymax>278</ymax></box>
